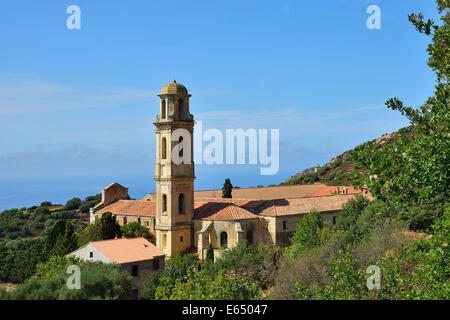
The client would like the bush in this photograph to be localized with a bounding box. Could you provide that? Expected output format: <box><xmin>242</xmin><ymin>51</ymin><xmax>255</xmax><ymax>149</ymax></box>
<box><xmin>288</xmin><ymin>210</ymin><xmax>323</xmax><ymax>259</ymax></box>
<box><xmin>215</xmin><ymin>241</ymin><xmax>282</xmax><ymax>290</ymax></box>
<box><xmin>79</xmin><ymin>201</ymin><xmax>97</xmax><ymax>213</ymax></box>
<box><xmin>34</xmin><ymin>207</ymin><xmax>50</xmax><ymax>216</ymax></box>
<box><xmin>121</xmin><ymin>222</ymin><xmax>150</xmax><ymax>239</ymax></box>
<box><xmin>64</xmin><ymin>198</ymin><xmax>81</xmax><ymax>211</ymax></box>
<box><xmin>6</xmin><ymin>232</ymin><xmax>22</xmax><ymax>240</ymax></box>
<box><xmin>51</xmin><ymin>211</ymin><xmax>75</xmax><ymax>220</ymax></box>
<box><xmin>40</xmin><ymin>201</ymin><xmax>52</xmax><ymax>207</ymax></box>
<box><xmin>10</xmin><ymin>260</ymin><xmax>132</xmax><ymax>300</ymax></box>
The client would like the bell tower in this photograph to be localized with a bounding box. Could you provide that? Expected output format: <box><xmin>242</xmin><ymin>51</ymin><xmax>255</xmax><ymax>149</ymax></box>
<box><xmin>154</xmin><ymin>81</ymin><xmax>195</xmax><ymax>257</ymax></box>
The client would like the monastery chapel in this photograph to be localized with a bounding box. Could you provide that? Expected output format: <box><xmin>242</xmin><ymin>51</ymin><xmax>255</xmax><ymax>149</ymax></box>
<box><xmin>89</xmin><ymin>81</ymin><xmax>369</xmax><ymax>259</ymax></box>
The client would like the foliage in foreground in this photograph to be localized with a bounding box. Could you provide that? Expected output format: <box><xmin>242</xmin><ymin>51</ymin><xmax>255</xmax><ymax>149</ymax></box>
<box><xmin>10</xmin><ymin>259</ymin><xmax>132</xmax><ymax>300</ymax></box>
<box><xmin>142</xmin><ymin>243</ymin><xmax>281</xmax><ymax>300</ymax></box>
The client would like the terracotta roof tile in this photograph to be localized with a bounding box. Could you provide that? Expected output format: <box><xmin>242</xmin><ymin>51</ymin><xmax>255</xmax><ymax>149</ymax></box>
<box><xmin>91</xmin><ymin>237</ymin><xmax>165</xmax><ymax>264</ymax></box>
<box><xmin>143</xmin><ymin>184</ymin><xmax>325</xmax><ymax>201</ymax></box>
<box><xmin>194</xmin><ymin>202</ymin><xmax>260</xmax><ymax>221</ymax></box>
<box><xmin>243</xmin><ymin>194</ymin><xmax>363</xmax><ymax>217</ymax></box>
<box><xmin>309</xmin><ymin>186</ymin><xmax>367</xmax><ymax>197</ymax></box>
<box><xmin>98</xmin><ymin>200</ymin><xmax>156</xmax><ymax>216</ymax></box>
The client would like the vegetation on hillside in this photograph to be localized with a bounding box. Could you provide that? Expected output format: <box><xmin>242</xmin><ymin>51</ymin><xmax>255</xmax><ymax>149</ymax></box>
<box><xmin>0</xmin><ymin>194</ymin><xmax>101</xmax><ymax>243</ymax></box>
<box><xmin>0</xmin><ymin>0</ymin><xmax>448</xmax><ymax>300</ymax></box>
<box><xmin>281</xmin><ymin>127</ymin><xmax>413</xmax><ymax>186</ymax></box>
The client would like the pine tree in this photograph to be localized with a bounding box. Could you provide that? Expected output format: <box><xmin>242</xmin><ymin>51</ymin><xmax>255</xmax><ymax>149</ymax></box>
<box><xmin>222</xmin><ymin>178</ymin><xmax>233</xmax><ymax>198</ymax></box>
<box><xmin>100</xmin><ymin>212</ymin><xmax>122</xmax><ymax>240</ymax></box>
<box><xmin>206</xmin><ymin>243</ymin><xmax>214</xmax><ymax>263</ymax></box>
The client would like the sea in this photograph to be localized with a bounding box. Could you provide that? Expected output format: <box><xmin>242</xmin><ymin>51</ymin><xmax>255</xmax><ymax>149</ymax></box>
<box><xmin>0</xmin><ymin>165</ymin><xmax>289</xmax><ymax>212</ymax></box>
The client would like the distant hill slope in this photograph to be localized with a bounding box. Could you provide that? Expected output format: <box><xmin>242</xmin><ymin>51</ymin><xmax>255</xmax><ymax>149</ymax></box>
<box><xmin>281</xmin><ymin>126</ymin><xmax>412</xmax><ymax>186</ymax></box>
<box><xmin>0</xmin><ymin>195</ymin><xmax>101</xmax><ymax>242</ymax></box>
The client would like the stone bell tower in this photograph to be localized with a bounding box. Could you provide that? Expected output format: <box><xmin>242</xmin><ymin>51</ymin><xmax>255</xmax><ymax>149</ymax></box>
<box><xmin>154</xmin><ymin>81</ymin><xmax>195</xmax><ymax>257</ymax></box>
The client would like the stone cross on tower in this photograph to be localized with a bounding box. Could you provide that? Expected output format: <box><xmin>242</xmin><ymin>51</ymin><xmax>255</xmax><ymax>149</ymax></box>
<box><xmin>154</xmin><ymin>81</ymin><xmax>195</xmax><ymax>257</ymax></box>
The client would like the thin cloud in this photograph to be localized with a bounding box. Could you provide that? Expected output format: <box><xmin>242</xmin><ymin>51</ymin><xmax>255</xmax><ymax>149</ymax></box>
<box><xmin>0</xmin><ymin>73</ymin><xmax>157</xmax><ymax>115</ymax></box>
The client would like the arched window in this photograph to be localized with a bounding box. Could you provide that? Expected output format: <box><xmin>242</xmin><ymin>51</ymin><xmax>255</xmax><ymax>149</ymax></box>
<box><xmin>161</xmin><ymin>100</ymin><xmax>166</xmax><ymax>119</ymax></box>
<box><xmin>178</xmin><ymin>136</ymin><xmax>183</xmax><ymax>158</ymax></box>
<box><xmin>177</xmin><ymin>99</ymin><xmax>184</xmax><ymax>119</ymax></box>
<box><xmin>162</xmin><ymin>194</ymin><xmax>167</xmax><ymax>213</ymax></box>
<box><xmin>162</xmin><ymin>234</ymin><xmax>167</xmax><ymax>248</ymax></box>
<box><xmin>178</xmin><ymin>193</ymin><xmax>185</xmax><ymax>214</ymax></box>
<box><xmin>161</xmin><ymin>137</ymin><xmax>167</xmax><ymax>159</ymax></box>
<box><xmin>137</xmin><ymin>217</ymin><xmax>141</xmax><ymax>225</ymax></box>
<box><xmin>220</xmin><ymin>232</ymin><xmax>228</xmax><ymax>249</ymax></box>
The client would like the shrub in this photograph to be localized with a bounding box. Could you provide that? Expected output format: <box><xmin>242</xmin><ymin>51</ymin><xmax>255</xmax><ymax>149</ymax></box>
<box><xmin>34</xmin><ymin>207</ymin><xmax>50</xmax><ymax>216</ymax></box>
<box><xmin>288</xmin><ymin>210</ymin><xmax>323</xmax><ymax>259</ymax></box>
<box><xmin>121</xmin><ymin>222</ymin><xmax>149</xmax><ymax>239</ymax></box>
<box><xmin>10</xmin><ymin>261</ymin><xmax>132</xmax><ymax>300</ymax></box>
<box><xmin>64</xmin><ymin>198</ymin><xmax>81</xmax><ymax>211</ymax></box>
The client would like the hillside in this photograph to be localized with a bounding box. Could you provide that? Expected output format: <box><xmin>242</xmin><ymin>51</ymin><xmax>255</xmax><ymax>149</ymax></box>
<box><xmin>281</xmin><ymin>126</ymin><xmax>412</xmax><ymax>186</ymax></box>
<box><xmin>0</xmin><ymin>195</ymin><xmax>100</xmax><ymax>242</ymax></box>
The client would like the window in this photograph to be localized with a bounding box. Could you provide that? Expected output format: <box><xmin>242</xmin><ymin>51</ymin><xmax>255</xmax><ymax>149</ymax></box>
<box><xmin>123</xmin><ymin>217</ymin><xmax>127</xmax><ymax>225</ymax></box>
<box><xmin>161</xmin><ymin>100</ymin><xmax>166</xmax><ymax>119</ymax></box>
<box><xmin>131</xmin><ymin>265</ymin><xmax>138</xmax><ymax>277</ymax></box>
<box><xmin>145</xmin><ymin>221</ymin><xmax>149</xmax><ymax>227</ymax></box>
<box><xmin>137</xmin><ymin>217</ymin><xmax>141</xmax><ymax>224</ymax></box>
<box><xmin>178</xmin><ymin>193</ymin><xmax>185</xmax><ymax>214</ymax></box>
<box><xmin>177</xmin><ymin>99</ymin><xmax>184</xmax><ymax>119</ymax></box>
<box><xmin>282</xmin><ymin>221</ymin><xmax>287</xmax><ymax>230</ymax></box>
<box><xmin>180</xmin><ymin>235</ymin><xmax>184</xmax><ymax>242</ymax></box>
<box><xmin>220</xmin><ymin>232</ymin><xmax>228</xmax><ymax>249</ymax></box>
<box><xmin>178</xmin><ymin>136</ymin><xmax>184</xmax><ymax>158</ymax></box>
<box><xmin>162</xmin><ymin>194</ymin><xmax>167</xmax><ymax>213</ymax></box>
<box><xmin>161</xmin><ymin>137</ymin><xmax>167</xmax><ymax>159</ymax></box>
<box><xmin>89</xmin><ymin>252</ymin><xmax>93</xmax><ymax>258</ymax></box>
<box><xmin>153</xmin><ymin>259</ymin><xmax>160</xmax><ymax>270</ymax></box>
<box><xmin>246</xmin><ymin>230</ymin><xmax>253</xmax><ymax>244</ymax></box>
<box><xmin>332</xmin><ymin>216</ymin><xmax>337</xmax><ymax>225</ymax></box>
<box><xmin>162</xmin><ymin>234</ymin><xmax>167</xmax><ymax>248</ymax></box>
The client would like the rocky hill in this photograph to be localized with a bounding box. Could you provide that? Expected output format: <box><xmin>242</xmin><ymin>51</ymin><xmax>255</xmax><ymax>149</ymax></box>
<box><xmin>281</xmin><ymin>126</ymin><xmax>412</xmax><ymax>186</ymax></box>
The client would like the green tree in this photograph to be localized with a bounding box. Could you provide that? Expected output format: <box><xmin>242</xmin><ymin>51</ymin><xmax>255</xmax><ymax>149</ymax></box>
<box><xmin>10</xmin><ymin>260</ymin><xmax>132</xmax><ymax>300</ymax></box>
<box><xmin>158</xmin><ymin>270</ymin><xmax>260</xmax><ymax>300</ymax></box>
<box><xmin>0</xmin><ymin>239</ymin><xmax>49</xmax><ymax>283</ymax></box>
<box><xmin>289</xmin><ymin>210</ymin><xmax>323</xmax><ymax>259</ymax></box>
<box><xmin>215</xmin><ymin>241</ymin><xmax>282</xmax><ymax>290</ymax></box>
<box><xmin>77</xmin><ymin>212</ymin><xmax>121</xmax><ymax>247</ymax></box>
<box><xmin>64</xmin><ymin>198</ymin><xmax>81</xmax><ymax>210</ymax></box>
<box><xmin>46</xmin><ymin>220</ymin><xmax>78</xmax><ymax>256</ymax></box>
<box><xmin>205</xmin><ymin>243</ymin><xmax>214</xmax><ymax>264</ymax></box>
<box><xmin>121</xmin><ymin>222</ymin><xmax>150</xmax><ymax>239</ymax></box>
<box><xmin>352</xmin><ymin>0</ymin><xmax>449</xmax><ymax>212</ymax></box>
<box><xmin>100</xmin><ymin>212</ymin><xmax>121</xmax><ymax>240</ymax></box>
<box><xmin>141</xmin><ymin>270</ymin><xmax>163</xmax><ymax>300</ymax></box>
<box><xmin>222</xmin><ymin>178</ymin><xmax>233</xmax><ymax>198</ymax></box>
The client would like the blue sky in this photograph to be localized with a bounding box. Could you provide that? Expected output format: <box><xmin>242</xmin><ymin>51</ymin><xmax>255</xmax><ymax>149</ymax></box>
<box><xmin>0</xmin><ymin>0</ymin><xmax>440</xmax><ymax>209</ymax></box>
